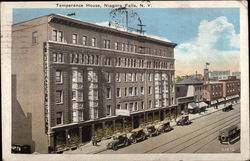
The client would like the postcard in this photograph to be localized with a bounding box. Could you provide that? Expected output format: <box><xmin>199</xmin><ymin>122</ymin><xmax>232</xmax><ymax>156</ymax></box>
<box><xmin>1</xmin><ymin>1</ymin><xmax>249</xmax><ymax>161</ymax></box>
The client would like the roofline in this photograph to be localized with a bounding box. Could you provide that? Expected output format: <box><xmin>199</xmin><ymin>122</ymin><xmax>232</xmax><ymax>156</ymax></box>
<box><xmin>13</xmin><ymin>13</ymin><xmax>177</xmax><ymax>47</ymax></box>
<box><xmin>12</xmin><ymin>14</ymin><xmax>53</xmax><ymax>26</ymax></box>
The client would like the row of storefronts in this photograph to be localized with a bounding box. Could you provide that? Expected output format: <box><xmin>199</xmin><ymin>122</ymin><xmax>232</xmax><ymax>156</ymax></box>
<box><xmin>50</xmin><ymin>106</ymin><xmax>182</xmax><ymax>153</ymax></box>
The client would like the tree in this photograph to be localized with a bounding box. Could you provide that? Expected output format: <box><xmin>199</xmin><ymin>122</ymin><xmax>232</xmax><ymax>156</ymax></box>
<box><xmin>176</xmin><ymin>76</ymin><xmax>183</xmax><ymax>83</ymax></box>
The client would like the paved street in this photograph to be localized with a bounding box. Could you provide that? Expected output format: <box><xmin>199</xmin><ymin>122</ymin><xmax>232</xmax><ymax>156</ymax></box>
<box><xmin>99</xmin><ymin>103</ymin><xmax>240</xmax><ymax>154</ymax></box>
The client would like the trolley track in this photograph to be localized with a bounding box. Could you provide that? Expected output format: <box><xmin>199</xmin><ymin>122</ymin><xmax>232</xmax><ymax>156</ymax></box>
<box><xmin>163</xmin><ymin>118</ymin><xmax>240</xmax><ymax>153</ymax></box>
<box><xmin>144</xmin><ymin>111</ymin><xmax>240</xmax><ymax>153</ymax></box>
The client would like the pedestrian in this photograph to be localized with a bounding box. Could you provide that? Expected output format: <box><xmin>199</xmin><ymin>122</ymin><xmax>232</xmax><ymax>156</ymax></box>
<box><xmin>92</xmin><ymin>136</ymin><xmax>95</xmax><ymax>146</ymax></box>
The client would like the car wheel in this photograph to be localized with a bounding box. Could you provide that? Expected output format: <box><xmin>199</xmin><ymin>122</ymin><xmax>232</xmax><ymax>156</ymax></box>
<box><xmin>220</xmin><ymin>134</ymin><xmax>227</xmax><ymax>142</ymax></box>
<box><xmin>132</xmin><ymin>139</ymin><xmax>137</xmax><ymax>144</ymax></box>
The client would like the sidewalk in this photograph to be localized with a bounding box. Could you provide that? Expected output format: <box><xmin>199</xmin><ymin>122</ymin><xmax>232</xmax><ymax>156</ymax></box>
<box><xmin>64</xmin><ymin>102</ymin><xmax>239</xmax><ymax>154</ymax></box>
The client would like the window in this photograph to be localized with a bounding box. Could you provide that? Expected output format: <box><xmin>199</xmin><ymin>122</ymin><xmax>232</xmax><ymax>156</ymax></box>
<box><xmin>116</xmin><ymin>88</ymin><xmax>121</xmax><ymax>97</ymax></box>
<box><xmin>106</xmin><ymin>88</ymin><xmax>111</xmax><ymax>99</ymax></box>
<box><xmin>129</xmin><ymin>103</ymin><xmax>133</xmax><ymax>112</ymax></box>
<box><xmin>134</xmin><ymin>87</ymin><xmax>137</xmax><ymax>95</ymax></box>
<box><xmin>52</xmin><ymin>30</ymin><xmax>57</xmax><ymax>41</ymax></box>
<box><xmin>122</xmin><ymin>43</ymin><xmax>125</xmax><ymax>51</ymax></box>
<box><xmin>56</xmin><ymin>112</ymin><xmax>63</xmax><ymax>125</ymax></box>
<box><xmin>107</xmin><ymin>72</ymin><xmax>111</xmax><ymax>82</ymax></box>
<box><xmin>115</xmin><ymin>42</ymin><xmax>118</xmax><ymax>50</ymax></box>
<box><xmin>55</xmin><ymin>70</ymin><xmax>63</xmax><ymax>83</ymax></box>
<box><xmin>58</xmin><ymin>31</ymin><xmax>63</xmax><ymax>42</ymax></box>
<box><xmin>141</xmin><ymin>87</ymin><xmax>144</xmax><ymax>94</ymax></box>
<box><xmin>125</xmin><ymin>103</ymin><xmax>128</xmax><ymax>110</ymax></box>
<box><xmin>125</xmin><ymin>73</ymin><xmax>132</xmax><ymax>82</ymax></box>
<box><xmin>82</xmin><ymin>36</ymin><xmax>87</xmax><ymax>45</ymax></box>
<box><xmin>72</xmin><ymin>91</ymin><xmax>76</xmax><ymax>100</ymax></box>
<box><xmin>106</xmin><ymin>105</ymin><xmax>111</xmax><ymax>116</ymax></box>
<box><xmin>72</xmin><ymin>34</ymin><xmax>78</xmax><ymax>44</ymax></box>
<box><xmin>149</xmin><ymin>100</ymin><xmax>152</xmax><ymax>108</ymax></box>
<box><xmin>126</xmin><ymin>44</ymin><xmax>129</xmax><ymax>51</ymax></box>
<box><xmin>125</xmin><ymin>87</ymin><xmax>127</xmax><ymax>96</ymax></box>
<box><xmin>129</xmin><ymin>87</ymin><xmax>133</xmax><ymax>96</ymax></box>
<box><xmin>57</xmin><ymin>53</ymin><xmax>63</xmax><ymax>62</ymax></box>
<box><xmin>32</xmin><ymin>31</ymin><xmax>38</xmax><ymax>44</ymax></box>
<box><xmin>116</xmin><ymin>73</ymin><xmax>121</xmax><ymax>82</ymax></box>
<box><xmin>78</xmin><ymin>91</ymin><xmax>83</xmax><ymax>101</ymax></box>
<box><xmin>149</xmin><ymin>86</ymin><xmax>152</xmax><ymax>94</ymax></box>
<box><xmin>134</xmin><ymin>102</ymin><xmax>138</xmax><ymax>111</ymax></box>
<box><xmin>141</xmin><ymin>101</ymin><xmax>144</xmax><ymax>109</ymax></box>
<box><xmin>103</xmin><ymin>40</ymin><xmax>110</xmax><ymax>48</ymax></box>
<box><xmin>116</xmin><ymin>104</ymin><xmax>121</xmax><ymax>109</ymax></box>
<box><xmin>78</xmin><ymin>110</ymin><xmax>84</xmax><ymax>121</ymax></box>
<box><xmin>56</xmin><ymin>90</ymin><xmax>63</xmax><ymax>104</ymax></box>
<box><xmin>91</xmin><ymin>38</ymin><xmax>96</xmax><ymax>47</ymax></box>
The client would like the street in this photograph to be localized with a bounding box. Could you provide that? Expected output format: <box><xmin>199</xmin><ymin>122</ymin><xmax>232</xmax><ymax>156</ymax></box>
<box><xmin>99</xmin><ymin>103</ymin><xmax>240</xmax><ymax>154</ymax></box>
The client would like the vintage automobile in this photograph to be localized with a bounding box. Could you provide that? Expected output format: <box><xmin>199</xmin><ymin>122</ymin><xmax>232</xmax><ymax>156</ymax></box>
<box><xmin>144</xmin><ymin>124</ymin><xmax>159</xmax><ymax>137</ymax></box>
<box><xmin>127</xmin><ymin>128</ymin><xmax>146</xmax><ymax>143</ymax></box>
<box><xmin>11</xmin><ymin>144</ymin><xmax>31</xmax><ymax>154</ymax></box>
<box><xmin>177</xmin><ymin>115</ymin><xmax>190</xmax><ymax>126</ymax></box>
<box><xmin>106</xmin><ymin>133</ymin><xmax>130</xmax><ymax>151</ymax></box>
<box><xmin>155</xmin><ymin>120</ymin><xmax>172</xmax><ymax>133</ymax></box>
<box><xmin>222</xmin><ymin>105</ymin><xmax>233</xmax><ymax>112</ymax></box>
<box><xmin>218</xmin><ymin>125</ymin><xmax>240</xmax><ymax>144</ymax></box>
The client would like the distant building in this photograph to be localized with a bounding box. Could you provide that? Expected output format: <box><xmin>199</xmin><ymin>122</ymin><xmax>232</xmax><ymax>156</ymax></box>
<box><xmin>209</xmin><ymin>70</ymin><xmax>230</xmax><ymax>81</ymax></box>
<box><xmin>175</xmin><ymin>76</ymin><xmax>207</xmax><ymax>114</ymax></box>
<box><xmin>232</xmin><ymin>72</ymin><xmax>241</xmax><ymax>79</ymax></box>
<box><xmin>203</xmin><ymin>76</ymin><xmax>240</xmax><ymax>107</ymax></box>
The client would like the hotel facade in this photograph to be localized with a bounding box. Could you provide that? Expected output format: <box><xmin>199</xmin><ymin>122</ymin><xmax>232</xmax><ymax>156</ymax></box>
<box><xmin>12</xmin><ymin>14</ymin><xmax>177</xmax><ymax>153</ymax></box>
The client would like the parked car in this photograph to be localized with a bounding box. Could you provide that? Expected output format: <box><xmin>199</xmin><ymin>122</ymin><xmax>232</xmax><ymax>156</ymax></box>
<box><xmin>218</xmin><ymin>125</ymin><xmax>240</xmax><ymax>144</ymax></box>
<box><xmin>222</xmin><ymin>105</ymin><xmax>233</xmax><ymax>112</ymax></box>
<box><xmin>106</xmin><ymin>133</ymin><xmax>130</xmax><ymax>151</ymax></box>
<box><xmin>11</xmin><ymin>144</ymin><xmax>31</xmax><ymax>154</ymax></box>
<box><xmin>127</xmin><ymin>128</ymin><xmax>146</xmax><ymax>143</ymax></box>
<box><xmin>155</xmin><ymin>120</ymin><xmax>172</xmax><ymax>133</ymax></box>
<box><xmin>144</xmin><ymin>124</ymin><xmax>159</xmax><ymax>137</ymax></box>
<box><xmin>177</xmin><ymin>115</ymin><xmax>190</xmax><ymax>126</ymax></box>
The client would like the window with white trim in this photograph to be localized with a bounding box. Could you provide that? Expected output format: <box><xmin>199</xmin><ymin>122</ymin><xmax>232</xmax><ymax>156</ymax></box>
<box><xmin>106</xmin><ymin>105</ymin><xmax>111</xmax><ymax>116</ymax></box>
<box><xmin>106</xmin><ymin>88</ymin><xmax>111</xmax><ymax>99</ymax></box>
<box><xmin>56</xmin><ymin>90</ymin><xmax>63</xmax><ymax>104</ymax></box>
<box><xmin>72</xmin><ymin>34</ymin><xmax>78</xmax><ymax>44</ymax></box>
<box><xmin>55</xmin><ymin>70</ymin><xmax>63</xmax><ymax>83</ymax></box>
<box><xmin>116</xmin><ymin>88</ymin><xmax>121</xmax><ymax>97</ymax></box>
<box><xmin>56</xmin><ymin>112</ymin><xmax>63</xmax><ymax>125</ymax></box>
<box><xmin>91</xmin><ymin>38</ymin><xmax>96</xmax><ymax>47</ymax></box>
<box><xmin>82</xmin><ymin>36</ymin><xmax>87</xmax><ymax>45</ymax></box>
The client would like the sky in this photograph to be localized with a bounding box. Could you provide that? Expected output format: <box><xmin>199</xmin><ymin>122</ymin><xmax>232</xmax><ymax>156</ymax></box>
<box><xmin>13</xmin><ymin>8</ymin><xmax>240</xmax><ymax>76</ymax></box>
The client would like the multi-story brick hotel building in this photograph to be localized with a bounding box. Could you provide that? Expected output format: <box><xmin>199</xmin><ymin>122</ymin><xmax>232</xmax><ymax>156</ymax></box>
<box><xmin>12</xmin><ymin>14</ymin><xmax>177</xmax><ymax>153</ymax></box>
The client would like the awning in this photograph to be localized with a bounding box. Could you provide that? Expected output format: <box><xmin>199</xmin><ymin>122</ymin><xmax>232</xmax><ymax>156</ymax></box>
<box><xmin>188</xmin><ymin>102</ymin><xmax>199</xmax><ymax>109</ymax></box>
<box><xmin>210</xmin><ymin>100</ymin><xmax>217</xmax><ymax>105</ymax></box>
<box><xmin>198</xmin><ymin>102</ymin><xmax>208</xmax><ymax>108</ymax></box>
<box><xmin>217</xmin><ymin>98</ymin><xmax>225</xmax><ymax>102</ymax></box>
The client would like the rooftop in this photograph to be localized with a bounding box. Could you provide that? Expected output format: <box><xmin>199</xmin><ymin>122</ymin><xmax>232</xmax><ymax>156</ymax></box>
<box><xmin>176</xmin><ymin>76</ymin><xmax>203</xmax><ymax>85</ymax></box>
<box><xmin>13</xmin><ymin>13</ymin><xmax>177</xmax><ymax>47</ymax></box>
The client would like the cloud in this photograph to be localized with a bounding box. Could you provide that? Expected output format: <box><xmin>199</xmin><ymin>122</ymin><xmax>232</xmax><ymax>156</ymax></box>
<box><xmin>175</xmin><ymin>16</ymin><xmax>240</xmax><ymax>76</ymax></box>
<box><xmin>95</xmin><ymin>21</ymin><xmax>171</xmax><ymax>42</ymax></box>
